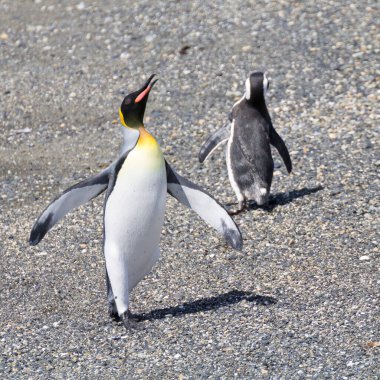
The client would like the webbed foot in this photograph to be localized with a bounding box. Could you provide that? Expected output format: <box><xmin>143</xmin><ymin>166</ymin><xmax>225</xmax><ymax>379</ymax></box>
<box><xmin>121</xmin><ymin>310</ymin><xmax>143</xmax><ymax>330</ymax></box>
<box><xmin>228</xmin><ymin>200</ymin><xmax>246</xmax><ymax>215</ymax></box>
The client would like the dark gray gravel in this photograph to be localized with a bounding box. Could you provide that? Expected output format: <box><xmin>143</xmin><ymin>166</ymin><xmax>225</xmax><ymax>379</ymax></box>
<box><xmin>1</xmin><ymin>0</ymin><xmax>379</xmax><ymax>378</ymax></box>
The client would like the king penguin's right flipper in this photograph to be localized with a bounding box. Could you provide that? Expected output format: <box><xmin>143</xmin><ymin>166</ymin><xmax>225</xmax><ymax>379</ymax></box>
<box><xmin>165</xmin><ymin>161</ymin><xmax>243</xmax><ymax>250</ymax></box>
<box><xmin>29</xmin><ymin>164</ymin><xmax>113</xmax><ymax>245</ymax></box>
<box><xmin>269</xmin><ymin>125</ymin><xmax>292</xmax><ymax>173</ymax></box>
<box><xmin>198</xmin><ymin>124</ymin><xmax>231</xmax><ymax>163</ymax></box>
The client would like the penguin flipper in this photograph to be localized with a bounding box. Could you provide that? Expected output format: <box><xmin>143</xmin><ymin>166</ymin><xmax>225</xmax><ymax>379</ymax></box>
<box><xmin>198</xmin><ymin>124</ymin><xmax>230</xmax><ymax>163</ymax></box>
<box><xmin>29</xmin><ymin>165</ymin><xmax>112</xmax><ymax>245</ymax></box>
<box><xmin>269</xmin><ymin>126</ymin><xmax>292</xmax><ymax>173</ymax></box>
<box><xmin>165</xmin><ymin>161</ymin><xmax>243</xmax><ymax>251</ymax></box>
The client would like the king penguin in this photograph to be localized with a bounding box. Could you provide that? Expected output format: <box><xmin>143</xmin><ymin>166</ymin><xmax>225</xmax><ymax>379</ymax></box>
<box><xmin>198</xmin><ymin>72</ymin><xmax>292</xmax><ymax>214</ymax></box>
<box><xmin>29</xmin><ymin>75</ymin><xmax>242</xmax><ymax>329</ymax></box>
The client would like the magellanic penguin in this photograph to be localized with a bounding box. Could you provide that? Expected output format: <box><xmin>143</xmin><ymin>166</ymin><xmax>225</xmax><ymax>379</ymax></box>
<box><xmin>29</xmin><ymin>75</ymin><xmax>242</xmax><ymax>329</ymax></box>
<box><xmin>198</xmin><ymin>72</ymin><xmax>292</xmax><ymax>214</ymax></box>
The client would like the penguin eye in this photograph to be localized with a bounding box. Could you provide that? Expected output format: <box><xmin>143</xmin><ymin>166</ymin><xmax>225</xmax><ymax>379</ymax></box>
<box><xmin>124</xmin><ymin>98</ymin><xmax>132</xmax><ymax>106</ymax></box>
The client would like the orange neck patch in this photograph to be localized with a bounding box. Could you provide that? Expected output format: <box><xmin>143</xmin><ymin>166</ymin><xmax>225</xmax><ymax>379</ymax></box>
<box><xmin>137</xmin><ymin>127</ymin><xmax>158</xmax><ymax>147</ymax></box>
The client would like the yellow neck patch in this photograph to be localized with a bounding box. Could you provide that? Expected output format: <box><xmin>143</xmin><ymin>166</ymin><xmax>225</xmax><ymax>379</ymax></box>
<box><xmin>118</xmin><ymin>127</ymin><xmax>163</xmax><ymax>177</ymax></box>
<box><xmin>137</xmin><ymin>127</ymin><xmax>159</xmax><ymax>148</ymax></box>
<box><xmin>119</xmin><ymin>108</ymin><xmax>127</xmax><ymax>127</ymax></box>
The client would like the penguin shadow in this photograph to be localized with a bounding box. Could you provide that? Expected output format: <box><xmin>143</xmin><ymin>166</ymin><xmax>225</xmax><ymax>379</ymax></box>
<box><xmin>226</xmin><ymin>185</ymin><xmax>324</xmax><ymax>212</ymax></box>
<box><xmin>133</xmin><ymin>290</ymin><xmax>277</xmax><ymax>321</ymax></box>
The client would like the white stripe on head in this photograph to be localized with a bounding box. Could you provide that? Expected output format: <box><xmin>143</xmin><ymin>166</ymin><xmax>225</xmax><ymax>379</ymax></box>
<box><xmin>245</xmin><ymin>77</ymin><xmax>251</xmax><ymax>100</ymax></box>
<box><xmin>263</xmin><ymin>72</ymin><xmax>269</xmax><ymax>96</ymax></box>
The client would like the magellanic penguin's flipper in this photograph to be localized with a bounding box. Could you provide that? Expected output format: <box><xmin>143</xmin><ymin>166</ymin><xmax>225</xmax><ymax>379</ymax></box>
<box><xmin>29</xmin><ymin>164</ymin><xmax>113</xmax><ymax>245</ymax></box>
<box><xmin>198</xmin><ymin>124</ymin><xmax>231</xmax><ymax>163</ymax></box>
<box><xmin>269</xmin><ymin>126</ymin><xmax>292</xmax><ymax>173</ymax></box>
<box><xmin>165</xmin><ymin>161</ymin><xmax>243</xmax><ymax>250</ymax></box>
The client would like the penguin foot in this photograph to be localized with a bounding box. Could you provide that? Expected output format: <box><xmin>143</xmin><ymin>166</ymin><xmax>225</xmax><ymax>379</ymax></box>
<box><xmin>247</xmin><ymin>200</ymin><xmax>271</xmax><ymax>211</ymax></box>
<box><xmin>228</xmin><ymin>208</ymin><xmax>245</xmax><ymax>215</ymax></box>
<box><xmin>227</xmin><ymin>201</ymin><xmax>246</xmax><ymax>215</ymax></box>
<box><xmin>121</xmin><ymin>310</ymin><xmax>143</xmax><ymax>330</ymax></box>
<box><xmin>108</xmin><ymin>300</ymin><xmax>121</xmax><ymax>322</ymax></box>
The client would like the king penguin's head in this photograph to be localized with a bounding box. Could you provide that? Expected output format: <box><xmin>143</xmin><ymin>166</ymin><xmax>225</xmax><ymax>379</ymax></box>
<box><xmin>119</xmin><ymin>74</ymin><xmax>158</xmax><ymax>128</ymax></box>
<box><xmin>245</xmin><ymin>72</ymin><xmax>269</xmax><ymax>104</ymax></box>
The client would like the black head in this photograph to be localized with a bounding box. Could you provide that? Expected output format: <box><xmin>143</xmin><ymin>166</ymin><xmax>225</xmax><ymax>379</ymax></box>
<box><xmin>245</xmin><ymin>72</ymin><xmax>269</xmax><ymax>104</ymax></box>
<box><xmin>119</xmin><ymin>74</ymin><xmax>158</xmax><ymax>128</ymax></box>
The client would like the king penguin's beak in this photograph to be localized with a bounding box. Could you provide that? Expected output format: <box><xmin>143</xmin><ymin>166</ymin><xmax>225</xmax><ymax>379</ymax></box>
<box><xmin>135</xmin><ymin>74</ymin><xmax>158</xmax><ymax>103</ymax></box>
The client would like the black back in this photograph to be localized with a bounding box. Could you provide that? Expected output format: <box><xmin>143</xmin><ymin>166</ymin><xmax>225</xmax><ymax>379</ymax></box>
<box><xmin>230</xmin><ymin>100</ymin><xmax>273</xmax><ymax>195</ymax></box>
<box><xmin>247</xmin><ymin>72</ymin><xmax>266</xmax><ymax>107</ymax></box>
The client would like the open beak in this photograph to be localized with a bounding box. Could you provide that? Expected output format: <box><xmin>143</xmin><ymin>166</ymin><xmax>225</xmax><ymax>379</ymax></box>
<box><xmin>135</xmin><ymin>74</ymin><xmax>158</xmax><ymax>103</ymax></box>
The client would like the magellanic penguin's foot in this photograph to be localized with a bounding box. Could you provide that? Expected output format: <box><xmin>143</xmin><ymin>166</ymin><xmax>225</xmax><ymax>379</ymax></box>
<box><xmin>108</xmin><ymin>300</ymin><xmax>121</xmax><ymax>322</ymax></box>
<box><xmin>121</xmin><ymin>310</ymin><xmax>143</xmax><ymax>330</ymax></box>
<box><xmin>260</xmin><ymin>203</ymin><xmax>271</xmax><ymax>212</ymax></box>
<box><xmin>247</xmin><ymin>199</ymin><xmax>271</xmax><ymax>212</ymax></box>
<box><xmin>227</xmin><ymin>200</ymin><xmax>246</xmax><ymax>215</ymax></box>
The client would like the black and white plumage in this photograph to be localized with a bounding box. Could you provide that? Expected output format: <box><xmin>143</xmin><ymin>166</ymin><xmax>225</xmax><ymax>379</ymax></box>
<box><xmin>29</xmin><ymin>75</ymin><xmax>242</xmax><ymax>329</ymax></box>
<box><xmin>199</xmin><ymin>72</ymin><xmax>292</xmax><ymax>213</ymax></box>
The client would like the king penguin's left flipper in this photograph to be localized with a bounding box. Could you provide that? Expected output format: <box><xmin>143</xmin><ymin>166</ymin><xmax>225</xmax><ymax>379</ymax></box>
<box><xmin>269</xmin><ymin>125</ymin><xmax>292</xmax><ymax>173</ymax></box>
<box><xmin>198</xmin><ymin>124</ymin><xmax>231</xmax><ymax>163</ymax></box>
<box><xmin>29</xmin><ymin>164</ymin><xmax>113</xmax><ymax>246</ymax></box>
<box><xmin>165</xmin><ymin>161</ymin><xmax>243</xmax><ymax>251</ymax></box>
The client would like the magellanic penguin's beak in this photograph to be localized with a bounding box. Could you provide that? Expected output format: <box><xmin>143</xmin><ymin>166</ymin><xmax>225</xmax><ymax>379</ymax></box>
<box><xmin>135</xmin><ymin>74</ymin><xmax>158</xmax><ymax>103</ymax></box>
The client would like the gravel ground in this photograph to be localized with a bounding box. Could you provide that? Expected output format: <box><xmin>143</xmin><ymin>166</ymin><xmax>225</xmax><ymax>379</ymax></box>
<box><xmin>1</xmin><ymin>0</ymin><xmax>379</xmax><ymax>378</ymax></box>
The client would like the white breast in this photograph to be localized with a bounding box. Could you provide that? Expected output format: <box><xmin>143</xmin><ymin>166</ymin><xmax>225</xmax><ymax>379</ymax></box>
<box><xmin>226</xmin><ymin>121</ymin><xmax>244</xmax><ymax>203</ymax></box>
<box><xmin>104</xmin><ymin>133</ymin><xmax>167</xmax><ymax>315</ymax></box>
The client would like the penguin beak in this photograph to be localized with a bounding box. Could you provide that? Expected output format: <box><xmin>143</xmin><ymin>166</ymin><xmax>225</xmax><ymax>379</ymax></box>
<box><xmin>135</xmin><ymin>74</ymin><xmax>158</xmax><ymax>103</ymax></box>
